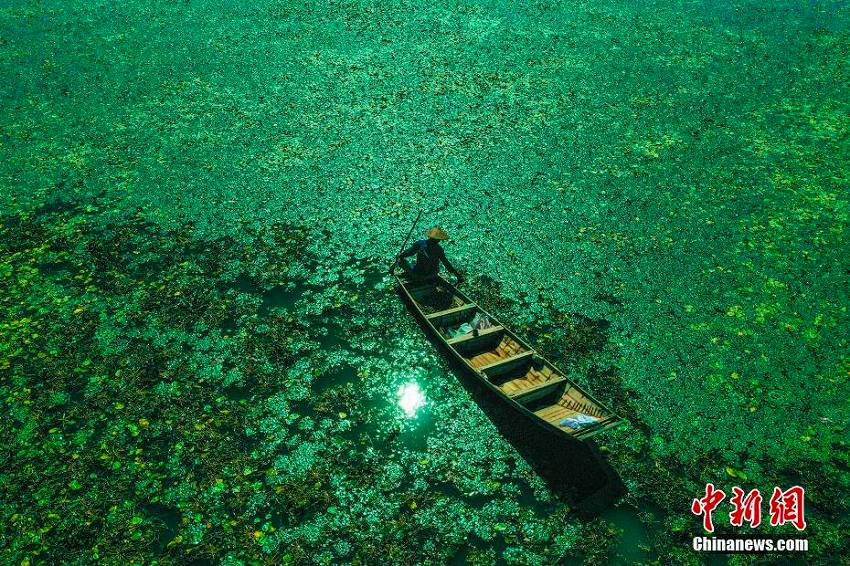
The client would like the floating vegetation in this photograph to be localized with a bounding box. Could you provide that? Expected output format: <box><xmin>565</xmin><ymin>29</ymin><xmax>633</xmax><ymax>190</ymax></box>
<box><xmin>0</xmin><ymin>202</ymin><xmax>628</xmax><ymax>564</ymax></box>
<box><xmin>1</xmin><ymin>0</ymin><xmax>848</xmax><ymax>563</ymax></box>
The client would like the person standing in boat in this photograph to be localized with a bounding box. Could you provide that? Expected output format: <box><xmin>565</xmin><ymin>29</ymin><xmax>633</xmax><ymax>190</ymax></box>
<box><xmin>396</xmin><ymin>226</ymin><xmax>465</xmax><ymax>284</ymax></box>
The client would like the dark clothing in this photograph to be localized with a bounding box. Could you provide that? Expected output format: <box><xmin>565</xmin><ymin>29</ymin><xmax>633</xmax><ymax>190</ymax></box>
<box><xmin>398</xmin><ymin>239</ymin><xmax>460</xmax><ymax>280</ymax></box>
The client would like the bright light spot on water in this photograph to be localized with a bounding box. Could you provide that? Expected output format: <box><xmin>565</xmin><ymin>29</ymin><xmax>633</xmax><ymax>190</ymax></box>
<box><xmin>397</xmin><ymin>382</ymin><xmax>425</xmax><ymax>418</ymax></box>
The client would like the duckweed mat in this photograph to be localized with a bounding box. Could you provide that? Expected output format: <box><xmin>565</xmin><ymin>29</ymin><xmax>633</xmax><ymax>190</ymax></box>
<box><xmin>2</xmin><ymin>0</ymin><xmax>849</xmax><ymax>564</ymax></box>
<box><xmin>0</xmin><ymin>203</ymin><xmax>626</xmax><ymax>564</ymax></box>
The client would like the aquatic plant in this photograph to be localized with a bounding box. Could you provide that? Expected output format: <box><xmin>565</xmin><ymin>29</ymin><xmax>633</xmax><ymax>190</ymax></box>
<box><xmin>2</xmin><ymin>0</ymin><xmax>848</xmax><ymax>561</ymax></box>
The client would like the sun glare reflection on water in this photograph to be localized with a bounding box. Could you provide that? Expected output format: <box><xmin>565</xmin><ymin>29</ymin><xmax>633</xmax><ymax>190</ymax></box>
<box><xmin>397</xmin><ymin>382</ymin><xmax>425</xmax><ymax>418</ymax></box>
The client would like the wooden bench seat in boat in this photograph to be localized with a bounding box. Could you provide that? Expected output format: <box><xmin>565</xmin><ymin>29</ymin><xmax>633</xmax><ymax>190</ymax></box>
<box><xmin>425</xmin><ymin>303</ymin><xmax>476</xmax><ymax>322</ymax></box>
<box><xmin>476</xmin><ymin>351</ymin><xmax>534</xmax><ymax>373</ymax></box>
<box><xmin>507</xmin><ymin>376</ymin><xmax>568</xmax><ymax>405</ymax></box>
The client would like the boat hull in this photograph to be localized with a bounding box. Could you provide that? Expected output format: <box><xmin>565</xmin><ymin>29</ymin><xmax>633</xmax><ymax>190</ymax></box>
<box><xmin>394</xmin><ymin>274</ymin><xmax>622</xmax><ymax>443</ymax></box>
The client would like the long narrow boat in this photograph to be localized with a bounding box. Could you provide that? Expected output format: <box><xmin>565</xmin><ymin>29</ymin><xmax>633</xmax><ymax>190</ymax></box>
<box><xmin>395</xmin><ymin>274</ymin><xmax>622</xmax><ymax>441</ymax></box>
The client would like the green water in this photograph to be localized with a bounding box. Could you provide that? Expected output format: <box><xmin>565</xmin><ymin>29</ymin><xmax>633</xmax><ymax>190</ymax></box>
<box><xmin>1</xmin><ymin>0</ymin><xmax>848</xmax><ymax>564</ymax></box>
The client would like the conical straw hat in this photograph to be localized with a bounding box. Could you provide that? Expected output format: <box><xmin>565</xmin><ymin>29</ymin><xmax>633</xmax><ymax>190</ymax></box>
<box><xmin>425</xmin><ymin>226</ymin><xmax>449</xmax><ymax>240</ymax></box>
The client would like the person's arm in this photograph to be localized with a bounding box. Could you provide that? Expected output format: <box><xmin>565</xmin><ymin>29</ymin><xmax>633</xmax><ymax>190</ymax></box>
<box><xmin>439</xmin><ymin>249</ymin><xmax>465</xmax><ymax>282</ymax></box>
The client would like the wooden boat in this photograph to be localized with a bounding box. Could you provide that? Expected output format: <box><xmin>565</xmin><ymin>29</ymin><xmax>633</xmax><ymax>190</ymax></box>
<box><xmin>395</xmin><ymin>274</ymin><xmax>622</xmax><ymax>441</ymax></box>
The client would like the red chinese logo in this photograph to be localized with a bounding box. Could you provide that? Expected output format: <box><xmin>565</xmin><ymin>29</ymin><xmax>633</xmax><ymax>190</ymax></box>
<box><xmin>769</xmin><ymin>486</ymin><xmax>807</xmax><ymax>531</ymax></box>
<box><xmin>693</xmin><ymin>484</ymin><xmax>806</xmax><ymax>532</ymax></box>
<box><xmin>691</xmin><ymin>483</ymin><xmax>726</xmax><ymax>533</ymax></box>
<box><xmin>729</xmin><ymin>487</ymin><xmax>762</xmax><ymax>528</ymax></box>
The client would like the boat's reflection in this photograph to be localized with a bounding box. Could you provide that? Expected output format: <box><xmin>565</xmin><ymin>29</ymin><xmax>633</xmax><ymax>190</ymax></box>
<box><xmin>439</xmin><ymin>352</ymin><xmax>627</xmax><ymax>517</ymax></box>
